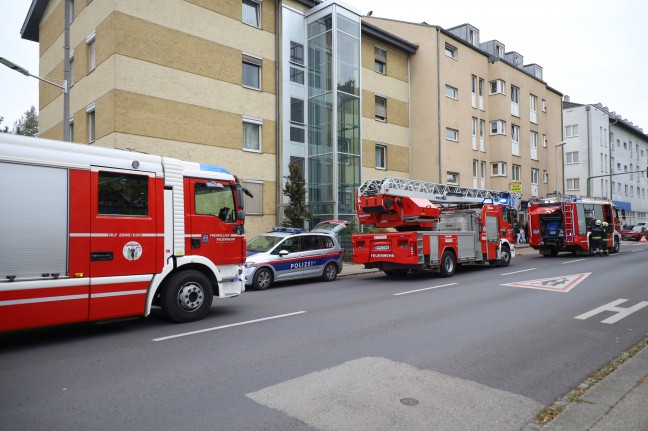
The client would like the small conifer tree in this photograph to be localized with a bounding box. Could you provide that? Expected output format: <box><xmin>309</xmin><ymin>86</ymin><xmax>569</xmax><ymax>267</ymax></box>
<box><xmin>282</xmin><ymin>162</ymin><xmax>310</xmax><ymax>228</ymax></box>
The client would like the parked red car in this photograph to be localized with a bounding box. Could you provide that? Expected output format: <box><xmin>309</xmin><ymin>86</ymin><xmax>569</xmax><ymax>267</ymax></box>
<box><xmin>622</xmin><ymin>225</ymin><xmax>648</xmax><ymax>241</ymax></box>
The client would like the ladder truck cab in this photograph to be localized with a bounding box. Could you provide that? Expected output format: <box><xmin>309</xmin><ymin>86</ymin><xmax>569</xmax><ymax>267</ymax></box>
<box><xmin>352</xmin><ymin>177</ymin><xmax>520</xmax><ymax>277</ymax></box>
<box><xmin>527</xmin><ymin>196</ymin><xmax>621</xmax><ymax>256</ymax></box>
<box><xmin>0</xmin><ymin>134</ymin><xmax>251</xmax><ymax>332</ymax></box>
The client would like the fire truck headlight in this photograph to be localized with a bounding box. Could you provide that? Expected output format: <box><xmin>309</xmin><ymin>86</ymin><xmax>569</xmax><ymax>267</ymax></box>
<box><xmin>244</xmin><ymin>261</ymin><xmax>255</xmax><ymax>269</ymax></box>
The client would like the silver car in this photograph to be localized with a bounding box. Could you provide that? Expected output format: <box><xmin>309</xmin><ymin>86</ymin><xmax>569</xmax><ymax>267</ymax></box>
<box><xmin>244</xmin><ymin>221</ymin><xmax>348</xmax><ymax>290</ymax></box>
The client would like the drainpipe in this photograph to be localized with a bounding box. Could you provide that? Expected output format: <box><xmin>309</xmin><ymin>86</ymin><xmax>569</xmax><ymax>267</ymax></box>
<box><xmin>275</xmin><ymin>0</ymin><xmax>281</xmax><ymax>226</ymax></box>
<box><xmin>407</xmin><ymin>55</ymin><xmax>412</xmax><ymax>177</ymax></box>
<box><xmin>436</xmin><ymin>27</ymin><xmax>442</xmax><ymax>183</ymax></box>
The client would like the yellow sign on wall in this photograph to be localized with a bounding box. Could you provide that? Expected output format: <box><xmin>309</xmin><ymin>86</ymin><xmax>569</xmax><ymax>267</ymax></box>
<box><xmin>509</xmin><ymin>181</ymin><xmax>522</xmax><ymax>193</ymax></box>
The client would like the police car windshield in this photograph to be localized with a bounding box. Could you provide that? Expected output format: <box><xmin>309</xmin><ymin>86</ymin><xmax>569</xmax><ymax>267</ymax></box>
<box><xmin>247</xmin><ymin>235</ymin><xmax>284</xmax><ymax>252</ymax></box>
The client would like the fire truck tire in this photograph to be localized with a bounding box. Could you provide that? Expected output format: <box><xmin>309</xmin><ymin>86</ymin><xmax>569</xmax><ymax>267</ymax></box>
<box><xmin>322</xmin><ymin>262</ymin><xmax>338</xmax><ymax>281</ymax></box>
<box><xmin>252</xmin><ymin>268</ymin><xmax>273</xmax><ymax>290</ymax></box>
<box><xmin>439</xmin><ymin>250</ymin><xmax>456</xmax><ymax>277</ymax></box>
<box><xmin>612</xmin><ymin>237</ymin><xmax>620</xmax><ymax>253</ymax></box>
<box><xmin>384</xmin><ymin>269</ymin><xmax>407</xmax><ymax>278</ymax></box>
<box><xmin>161</xmin><ymin>270</ymin><xmax>214</xmax><ymax>323</ymax></box>
<box><xmin>497</xmin><ymin>246</ymin><xmax>511</xmax><ymax>267</ymax></box>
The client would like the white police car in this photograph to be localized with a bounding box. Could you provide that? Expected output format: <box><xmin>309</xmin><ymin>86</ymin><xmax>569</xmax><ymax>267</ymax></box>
<box><xmin>244</xmin><ymin>221</ymin><xmax>348</xmax><ymax>290</ymax></box>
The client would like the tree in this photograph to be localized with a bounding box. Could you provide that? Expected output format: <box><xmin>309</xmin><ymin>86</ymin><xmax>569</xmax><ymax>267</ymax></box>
<box><xmin>282</xmin><ymin>162</ymin><xmax>310</xmax><ymax>228</ymax></box>
<box><xmin>0</xmin><ymin>116</ymin><xmax>9</xmax><ymax>133</ymax></box>
<box><xmin>12</xmin><ymin>106</ymin><xmax>39</xmax><ymax>137</ymax></box>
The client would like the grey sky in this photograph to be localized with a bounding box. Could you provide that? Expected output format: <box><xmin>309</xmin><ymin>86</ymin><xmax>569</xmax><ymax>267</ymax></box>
<box><xmin>1</xmin><ymin>0</ymin><xmax>646</xmax><ymax>132</ymax></box>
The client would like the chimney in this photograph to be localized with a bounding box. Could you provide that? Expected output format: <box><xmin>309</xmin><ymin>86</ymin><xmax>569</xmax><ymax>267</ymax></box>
<box><xmin>564</xmin><ymin>95</ymin><xmax>570</xmax><ymax>103</ymax></box>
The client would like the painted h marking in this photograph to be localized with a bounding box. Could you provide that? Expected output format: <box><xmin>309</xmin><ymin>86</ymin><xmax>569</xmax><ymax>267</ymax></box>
<box><xmin>575</xmin><ymin>299</ymin><xmax>648</xmax><ymax>324</ymax></box>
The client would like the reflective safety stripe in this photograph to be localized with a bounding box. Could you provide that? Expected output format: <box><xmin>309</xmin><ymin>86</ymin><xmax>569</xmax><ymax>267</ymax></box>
<box><xmin>91</xmin><ymin>290</ymin><xmax>147</xmax><ymax>298</ymax></box>
<box><xmin>0</xmin><ymin>294</ymin><xmax>88</xmax><ymax>307</ymax></box>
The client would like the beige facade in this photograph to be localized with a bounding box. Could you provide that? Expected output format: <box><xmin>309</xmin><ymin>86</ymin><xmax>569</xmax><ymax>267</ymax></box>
<box><xmin>365</xmin><ymin>17</ymin><xmax>564</xmax><ymax>203</ymax></box>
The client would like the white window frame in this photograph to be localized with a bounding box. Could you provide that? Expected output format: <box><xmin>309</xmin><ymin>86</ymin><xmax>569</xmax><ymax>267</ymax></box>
<box><xmin>471</xmin><ymin>117</ymin><xmax>477</xmax><ymax>150</ymax></box>
<box><xmin>512</xmin><ymin>164</ymin><xmax>521</xmax><ymax>181</ymax></box>
<box><xmin>511</xmin><ymin>124</ymin><xmax>520</xmax><ymax>156</ymax></box>
<box><xmin>530</xmin><ymin>94</ymin><xmax>538</xmax><ymax>123</ymax></box>
<box><xmin>242</xmin><ymin>53</ymin><xmax>262</xmax><ymax>90</ymax></box>
<box><xmin>471</xmin><ymin>75</ymin><xmax>477</xmax><ymax>108</ymax></box>
<box><xmin>541</xmin><ymin>99</ymin><xmax>546</xmax><ymax>113</ymax></box>
<box><xmin>490</xmin><ymin>120</ymin><xmax>506</xmax><ymax>135</ymax></box>
<box><xmin>242</xmin><ymin>116</ymin><xmax>263</xmax><ymax>152</ymax></box>
<box><xmin>491</xmin><ymin>162</ymin><xmax>507</xmax><ymax>177</ymax></box>
<box><xmin>510</xmin><ymin>85</ymin><xmax>519</xmax><ymax>117</ymax></box>
<box><xmin>375</xmin><ymin>95</ymin><xmax>387</xmax><ymax>121</ymax></box>
<box><xmin>479</xmin><ymin>119</ymin><xmax>485</xmax><ymax>151</ymax></box>
<box><xmin>444</xmin><ymin>43</ymin><xmax>457</xmax><ymax>59</ymax></box>
<box><xmin>86</xmin><ymin>102</ymin><xmax>96</xmax><ymax>143</ymax></box>
<box><xmin>530</xmin><ymin>131</ymin><xmax>538</xmax><ymax>160</ymax></box>
<box><xmin>375</xmin><ymin>144</ymin><xmax>386</xmax><ymax>170</ymax></box>
<box><xmin>86</xmin><ymin>31</ymin><xmax>96</xmax><ymax>73</ymax></box>
<box><xmin>543</xmin><ymin>170</ymin><xmax>549</xmax><ymax>183</ymax></box>
<box><xmin>565</xmin><ymin>124</ymin><xmax>579</xmax><ymax>137</ymax></box>
<box><xmin>447</xmin><ymin>171</ymin><xmax>460</xmax><ymax>185</ymax></box>
<box><xmin>565</xmin><ymin>151</ymin><xmax>579</xmax><ymax>164</ymax></box>
<box><xmin>566</xmin><ymin>178</ymin><xmax>580</xmax><ymax>191</ymax></box>
<box><xmin>242</xmin><ymin>0</ymin><xmax>261</xmax><ymax>28</ymax></box>
<box><xmin>489</xmin><ymin>79</ymin><xmax>505</xmax><ymax>95</ymax></box>
<box><xmin>445</xmin><ymin>85</ymin><xmax>458</xmax><ymax>100</ymax></box>
<box><xmin>374</xmin><ymin>46</ymin><xmax>386</xmax><ymax>74</ymax></box>
<box><xmin>446</xmin><ymin>128</ymin><xmax>459</xmax><ymax>142</ymax></box>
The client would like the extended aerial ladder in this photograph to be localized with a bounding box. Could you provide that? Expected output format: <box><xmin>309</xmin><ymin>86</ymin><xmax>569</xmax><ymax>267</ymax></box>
<box><xmin>357</xmin><ymin>176</ymin><xmax>521</xmax><ymax>230</ymax></box>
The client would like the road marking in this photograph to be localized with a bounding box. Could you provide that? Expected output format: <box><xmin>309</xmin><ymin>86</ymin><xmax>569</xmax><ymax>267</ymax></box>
<box><xmin>501</xmin><ymin>273</ymin><xmax>591</xmax><ymax>293</ymax></box>
<box><xmin>393</xmin><ymin>283</ymin><xmax>458</xmax><ymax>296</ymax></box>
<box><xmin>501</xmin><ymin>268</ymin><xmax>536</xmax><ymax>276</ymax></box>
<box><xmin>575</xmin><ymin>299</ymin><xmax>648</xmax><ymax>324</ymax></box>
<box><xmin>630</xmin><ymin>249</ymin><xmax>644</xmax><ymax>252</ymax></box>
<box><xmin>152</xmin><ymin>311</ymin><xmax>307</xmax><ymax>342</ymax></box>
<box><xmin>562</xmin><ymin>258</ymin><xmax>586</xmax><ymax>264</ymax></box>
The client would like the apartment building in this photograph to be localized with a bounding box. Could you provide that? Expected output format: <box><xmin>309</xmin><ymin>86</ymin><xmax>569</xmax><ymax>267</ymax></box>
<box><xmin>562</xmin><ymin>100</ymin><xmax>648</xmax><ymax>224</ymax></box>
<box><xmin>364</xmin><ymin>17</ymin><xmax>564</xmax><ymax>211</ymax></box>
<box><xmin>21</xmin><ymin>0</ymin><xmax>563</xmax><ymax>232</ymax></box>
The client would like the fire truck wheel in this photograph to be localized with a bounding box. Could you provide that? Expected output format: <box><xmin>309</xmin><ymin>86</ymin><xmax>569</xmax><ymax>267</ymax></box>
<box><xmin>161</xmin><ymin>271</ymin><xmax>214</xmax><ymax>323</ymax></box>
<box><xmin>439</xmin><ymin>250</ymin><xmax>456</xmax><ymax>277</ymax></box>
<box><xmin>253</xmin><ymin>268</ymin><xmax>273</xmax><ymax>290</ymax></box>
<box><xmin>612</xmin><ymin>237</ymin><xmax>620</xmax><ymax>253</ymax></box>
<box><xmin>497</xmin><ymin>246</ymin><xmax>511</xmax><ymax>267</ymax></box>
<box><xmin>322</xmin><ymin>262</ymin><xmax>338</xmax><ymax>281</ymax></box>
<box><xmin>384</xmin><ymin>269</ymin><xmax>407</xmax><ymax>278</ymax></box>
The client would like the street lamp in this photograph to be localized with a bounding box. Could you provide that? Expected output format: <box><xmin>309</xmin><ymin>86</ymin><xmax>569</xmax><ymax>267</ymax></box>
<box><xmin>555</xmin><ymin>141</ymin><xmax>566</xmax><ymax>194</ymax></box>
<box><xmin>0</xmin><ymin>56</ymin><xmax>69</xmax><ymax>141</ymax></box>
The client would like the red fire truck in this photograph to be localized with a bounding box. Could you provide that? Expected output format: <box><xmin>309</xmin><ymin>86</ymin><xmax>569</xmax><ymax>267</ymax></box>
<box><xmin>527</xmin><ymin>196</ymin><xmax>621</xmax><ymax>256</ymax></box>
<box><xmin>0</xmin><ymin>134</ymin><xmax>251</xmax><ymax>332</ymax></box>
<box><xmin>352</xmin><ymin>177</ymin><xmax>520</xmax><ymax>277</ymax></box>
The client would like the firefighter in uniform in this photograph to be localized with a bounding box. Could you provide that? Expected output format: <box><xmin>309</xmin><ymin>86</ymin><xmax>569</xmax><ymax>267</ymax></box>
<box><xmin>601</xmin><ymin>221</ymin><xmax>609</xmax><ymax>256</ymax></box>
<box><xmin>590</xmin><ymin>219</ymin><xmax>603</xmax><ymax>256</ymax></box>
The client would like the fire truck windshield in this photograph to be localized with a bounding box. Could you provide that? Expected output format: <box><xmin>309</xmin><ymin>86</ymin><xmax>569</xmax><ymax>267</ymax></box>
<box><xmin>195</xmin><ymin>182</ymin><xmax>237</xmax><ymax>222</ymax></box>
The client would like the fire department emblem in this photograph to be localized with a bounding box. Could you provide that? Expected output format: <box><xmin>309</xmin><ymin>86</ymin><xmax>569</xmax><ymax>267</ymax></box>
<box><xmin>123</xmin><ymin>241</ymin><xmax>143</xmax><ymax>261</ymax></box>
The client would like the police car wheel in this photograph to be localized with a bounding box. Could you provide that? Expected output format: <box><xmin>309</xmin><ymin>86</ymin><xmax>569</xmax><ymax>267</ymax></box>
<box><xmin>322</xmin><ymin>262</ymin><xmax>338</xmax><ymax>281</ymax></box>
<box><xmin>161</xmin><ymin>270</ymin><xmax>213</xmax><ymax>323</ymax></box>
<box><xmin>253</xmin><ymin>268</ymin><xmax>273</xmax><ymax>290</ymax></box>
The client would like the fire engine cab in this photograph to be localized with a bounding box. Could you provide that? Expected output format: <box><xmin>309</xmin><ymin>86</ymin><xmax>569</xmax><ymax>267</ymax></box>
<box><xmin>527</xmin><ymin>196</ymin><xmax>621</xmax><ymax>256</ymax></box>
<box><xmin>352</xmin><ymin>177</ymin><xmax>520</xmax><ymax>277</ymax></box>
<box><xmin>0</xmin><ymin>134</ymin><xmax>250</xmax><ymax>332</ymax></box>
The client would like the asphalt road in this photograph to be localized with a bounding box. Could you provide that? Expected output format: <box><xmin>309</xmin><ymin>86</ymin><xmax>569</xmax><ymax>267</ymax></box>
<box><xmin>1</xmin><ymin>241</ymin><xmax>647</xmax><ymax>430</ymax></box>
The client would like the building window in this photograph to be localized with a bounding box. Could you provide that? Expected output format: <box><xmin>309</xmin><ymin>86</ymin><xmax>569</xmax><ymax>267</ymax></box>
<box><xmin>242</xmin><ymin>54</ymin><xmax>261</xmax><ymax>89</ymax></box>
<box><xmin>446</xmin><ymin>128</ymin><xmax>459</xmax><ymax>142</ymax></box>
<box><xmin>86</xmin><ymin>31</ymin><xmax>96</xmax><ymax>73</ymax></box>
<box><xmin>86</xmin><ymin>102</ymin><xmax>95</xmax><ymax>143</ymax></box>
<box><xmin>490</xmin><ymin>120</ymin><xmax>506</xmax><ymax>135</ymax></box>
<box><xmin>290</xmin><ymin>41</ymin><xmax>304</xmax><ymax>65</ymax></box>
<box><xmin>374</xmin><ymin>47</ymin><xmax>386</xmax><ymax>74</ymax></box>
<box><xmin>543</xmin><ymin>170</ymin><xmax>549</xmax><ymax>183</ymax></box>
<box><xmin>542</xmin><ymin>99</ymin><xmax>546</xmax><ymax>112</ymax></box>
<box><xmin>243</xmin><ymin>180</ymin><xmax>263</xmax><ymax>215</ymax></box>
<box><xmin>565</xmin><ymin>124</ymin><xmax>579</xmax><ymax>137</ymax></box>
<box><xmin>445</xmin><ymin>85</ymin><xmax>458</xmax><ymax>100</ymax></box>
<box><xmin>489</xmin><ymin>79</ymin><xmax>505</xmax><ymax>95</ymax></box>
<box><xmin>542</xmin><ymin>134</ymin><xmax>548</xmax><ymax>148</ymax></box>
<box><xmin>565</xmin><ymin>151</ymin><xmax>579</xmax><ymax>164</ymax></box>
<box><xmin>472</xmin><ymin>117</ymin><xmax>477</xmax><ymax>150</ymax></box>
<box><xmin>447</xmin><ymin>172</ymin><xmax>460</xmax><ymax>184</ymax></box>
<box><xmin>530</xmin><ymin>94</ymin><xmax>538</xmax><ymax>123</ymax></box>
<box><xmin>510</xmin><ymin>85</ymin><xmax>519</xmax><ymax>116</ymax></box>
<box><xmin>290</xmin><ymin>67</ymin><xmax>304</xmax><ymax>84</ymax></box>
<box><xmin>511</xmin><ymin>125</ymin><xmax>520</xmax><ymax>156</ymax></box>
<box><xmin>375</xmin><ymin>95</ymin><xmax>387</xmax><ymax>121</ymax></box>
<box><xmin>495</xmin><ymin>44</ymin><xmax>504</xmax><ymax>58</ymax></box>
<box><xmin>243</xmin><ymin>117</ymin><xmax>262</xmax><ymax>151</ymax></box>
<box><xmin>290</xmin><ymin>98</ymin><xmax>305</xmax><ymax>143</ymax></box>
<box><xmin>530</xmin><ymin>131</ymin><xmax>538</xmax><ymax>160</ymax></box>
<box><xmin>375</xmin><ymin>144</ymin><xmax>386</xmax><ymax>169</ymax></box>
<box><xmin>479</xmin><ymin>119</ymin><xmax>485</xmax><ymax>151</ymax></box>
<box><xmin>512</xmin><ymin>164</ymin><xmax>521</xmax><ymax>181</ymax></box>
<box><xmin>531</xmin><ymin>168</ymin><xmax>539</xmax><ymax>185</ymax></box>
<box><xmin>242</xmin><ymin>0</ymin><xmax>261</xmax><ymax>27</ymax></box>
<box><xmin>491</xmin><ymin>162</ymin><xmax>506</xmax><ymax>177</ymax></box>
<box><xmin>566</xmin><ymin>178</ymin><xmax>580</xmax><ymax>190</ymax></box>
<box><xmin>444</xmin><ymin>43</ymin><xmax>457</xmax><ymax>59</ymax></box>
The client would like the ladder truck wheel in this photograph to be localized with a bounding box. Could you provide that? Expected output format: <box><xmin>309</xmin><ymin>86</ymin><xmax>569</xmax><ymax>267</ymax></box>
<box><xmin>161</xmin><ymin>270</ymin><xmax>214</xmax><ymax>323</ymax></box>
<box><xmin>322</xmin><ymin>262</ymin><xmax>338</xmax><ymax>281</ymax></box>
<box><xmin>439</xmin><ymin>250</ymin><xmax>456</xmax><ymax>277</ymax></box>
<box><xmin>496</xmin><ymin>245</ymin><xmax>511</xmax><ymax>267</ymax></box>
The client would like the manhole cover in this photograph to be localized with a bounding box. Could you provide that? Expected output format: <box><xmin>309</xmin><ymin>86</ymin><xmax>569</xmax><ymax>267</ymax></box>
<box><xmin>400</xmin><ymin>398</ymin><xmax>419</xmax><ymax>406</ymax></box>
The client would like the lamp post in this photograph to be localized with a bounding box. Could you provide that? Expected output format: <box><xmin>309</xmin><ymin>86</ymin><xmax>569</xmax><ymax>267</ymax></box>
<box><xmin>555</xmin><ymin>141</ymin><xmax>566</xmax><ymax>194</ymax></box>
<box><xmin>0</xmin><ymin>57</ymin><xmax>69</xmax><ymax>142</ymax></box>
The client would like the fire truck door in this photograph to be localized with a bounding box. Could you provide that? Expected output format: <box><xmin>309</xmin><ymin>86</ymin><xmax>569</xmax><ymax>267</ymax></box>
<box><xmin>186</xmin><ymin>179</ymin><xmax>244</xmax><ymax>265</ymax></box>
<box><xmin>89</xmin><ymin>169</ymin><xmax>157</xmax><ymax>278</ymax></box>
<box><xmin>484</xmin><ymin>210</ymin><xmax>500</xmax><ymax>260</ymax></box>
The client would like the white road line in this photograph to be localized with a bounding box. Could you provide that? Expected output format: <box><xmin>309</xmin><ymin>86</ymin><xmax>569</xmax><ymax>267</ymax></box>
<box><xmin>153</xmin><ymin>311</ymin><xmax>307</xmax><ymax>342</ymax></box>
<box><xmin>500</xmin><ymin>268</ymin><xmax>536</xmax><ymax>276</ymax></box>
<box><xmin>631</xmin><ymin>249</ymin><xmax>644</xmax><ymax>252</ymax></box>
<box><xmin>562</xmin><ymin>259</ymin><xmax>586</xmax><ymax>264</ymax></box>
<box><xmin>393</xmin><ymin>283</ymin><xmax>457</xmax><ymax>296</ymax></box>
